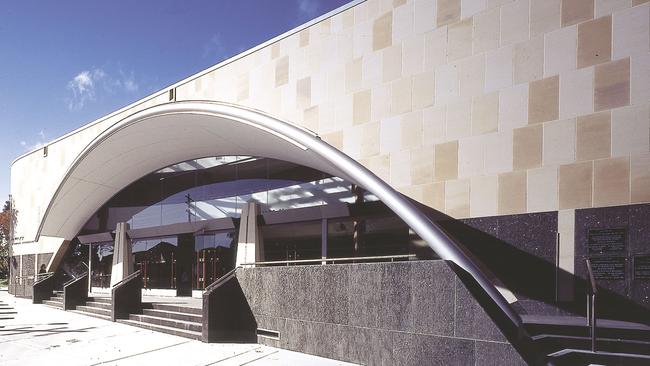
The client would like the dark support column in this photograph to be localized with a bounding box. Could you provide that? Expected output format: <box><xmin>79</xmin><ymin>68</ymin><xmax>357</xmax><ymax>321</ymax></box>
<box><xmin>176</xmin><ymin>234</ymin><xmax>194</xmax><ymax>297</ymax></box>
<box><xmin>321</xmin><ymin>218</ymin><xmax>328</xmax><ymax>264</ymax></box>
<box><xmin>352</xmin><ymin>185</ymin><xmax>365</xmax><ymax>256</ymax></box>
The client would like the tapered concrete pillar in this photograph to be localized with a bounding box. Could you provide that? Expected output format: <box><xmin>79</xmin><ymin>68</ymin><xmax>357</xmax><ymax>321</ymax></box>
<box><xmin>110</xmin><ymin>222</ymin><xmax>133</xmax><ymax>287</ymax></box>
<box><xmin>235</xmin><ymin>202</ymin><xmax>264</xmax><ymax>267</ymax></box>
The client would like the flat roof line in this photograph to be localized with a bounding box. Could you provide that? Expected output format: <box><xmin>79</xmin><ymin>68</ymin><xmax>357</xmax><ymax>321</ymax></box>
<box><xmin>12</xmin><ymin>0</ymin><xmax>365</xmax><ymax>166</ymax></box>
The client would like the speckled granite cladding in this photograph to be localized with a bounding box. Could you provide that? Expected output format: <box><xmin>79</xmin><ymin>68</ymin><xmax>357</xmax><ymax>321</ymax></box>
<box><xmin>575</xmin><ymin>203</ymin><xmax>650</xmax><ymax>314</ymax></box>
<box><xmin>453</xmin><ymin>212</ymin><xmax>559</xmax><ymax>315</ymax></box>
<box><xmin>236</xmin><ymin>261</ymin><xmax>525</xmax><ymax>366</ymax></box>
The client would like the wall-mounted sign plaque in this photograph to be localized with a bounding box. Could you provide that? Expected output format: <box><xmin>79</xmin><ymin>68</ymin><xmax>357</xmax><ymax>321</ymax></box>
<box><xmin>588</xmin><ymin>228</ymin><xmax>626</xmax><ymax>255</ymax></box>
<box><xmin>590</xmin><ymin>256</ymin><xmax>626</xmax><ymax>280</ymax></box>
<box><xmin>634</xmin><ymin>255</ymin><xmax>650</xmax><ymax>280</ymax></box>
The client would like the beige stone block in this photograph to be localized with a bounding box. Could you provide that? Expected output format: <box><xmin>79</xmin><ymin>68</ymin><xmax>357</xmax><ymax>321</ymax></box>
<box><xmin>501</xmin><ymin>0</ymin><xmax>530</xmax><ymax>46</ymax></box>
<box><xmin>438</xmin><ymin>0</ymin><xmax>461</xmax><ymax>26</ymax></box>
<box><xmin>513</xmin><ymin>124</ymin><xmax>543</xmax><ymax>170</ymax></box>
<box><xmin>271</xmin><ymin>43</ymin><xmax>280</xmax><ymax>59</ymax></box>
<box><xmin>472</xmin><ymin>92</ymin><xmax>499</xmax><ymax>135</ymax></box>
<box><xmin>531</xmin><ymin>0</ymin><xmax>561</xmax><ymax>37</ymax></box>
<box><xmin>611</xmin><ymin>104</ymin><xmax>650</xmax><ymax>156</ymax></box>
<box><xmin>485</xmin><ymin>45</ymin><xmax>513</xmax><ymax>92</ymax></box>
<box><xmin>422</xmin><ymin>105</ymin><xmax>447</xmax><ymax>146</ymax></box>
<box><xmin>594</xmin><ymin>58</ymin><xmax>630</xmax><ymax>111</ymax></box>
<box><xmin>470</xmin><ymin>175</ymin><xmax>498</xmax><ymax>217</ymax></box>
<box><xmin>544</xmin><ymin>119</ymin><xmax>576</xmax><ymax>165</ymax></box>
<box><xmin>323</xmin><ymin>131</ymin><xmax>344</xmax><ymax>150</ymax></box>
<box><xmin>412</xmin><ymin>70</ymin><xmax>435</xmax><ymax>109</ymax></box>
<box><xmin>391</xmin><ymin>77</ymin><xmax>413</xmax><ymax>115</ymax></box>
<box><xmin>275</xmin><ymin>56</ymin><xmax>289</xmax><ymax>87</ymax></box>
<box><xmin>414</xmin><ymin>0</ymin><xmax>437</xmax><ymax>34</ymax></box>
<box><xmin>403</xmin><ymin>34</ymin><xmax>425</xmax><ymax>77</ymax></box>
<box><xmin>631</xmin><ymin>152</ymin><xmax>650</xmax><ymax>202</ymax></box>
<box><xmin>631</xmin><ymin>53</ymin><xmax>650</xmax><ymax>105</ymax></box>
<box><xmin>383</xmin><ymin>44</ymin><xmax>402</xmax><ymax>83</ymax></box>
<box><xmin>343</xmin><ymin>125</ymin><xmax>363</xmax><ymax>159</ymax></box>
<box><xmin>595</xmin><ymin>0</ymin><xmax>630</xmax><ymax>17</ymax></box>
<box><xmin>498</xmin><ymin>171</ymin><xmax>527</xmax><ymax>214</ymax></box>
<box><xmin>446</xmin><ymin>98</ymin><xmax>472</xmax><ymax>139</ymax></box>
<box><xmin>446</xmin><ymin>178</ymin><xmax>470</xmax><ymax>218</ymax></box>
<box><xmin>299</xmin><ymin>29</ymin><xmax>310</xmax><ymax>48</ymax></box>
<box><xmin>425</xmin><ymin>27</ymin><xmax>448</xmax><ymax>69</ymax></box>
<box><xmin>528</xmin><ymin>75</ymin><xmax>559</xmax><ymax>124</ymax></box>
<box><xmin>390</xmin><ymin>150</ymin><xmax>412</xmax><ymax>187</ymax></box>
<box><xmin>514</xmin><ymin>36</ymin><xmax>545</xmax><ymax>84</ymax></box>
<box><xmin>423</xmin><ymin>181</ymin><xmax>446</xmax><ymax>210</ymax></box>
<box><xmin>576</xmin><ymin>111</ymin><xmax>611</xmax><ymax>161</ymax></box>
<box><xmin>401</xmin><ymin>110</ymin><xmax>423</xmax><ymax>149</ymax></box>
<box><xmin>371</xmin><ymin>84</ymin><xmax>391</xmax><ymax>123</ymax></box>
<box><xmin>411</xmin><ymin>145</ymin><xmax>435</xmax><ymax>184</ymax></box>
<box><xmin>484</xmin><ymin>130</ymin><xmax>514</xmax><ymax>174</ymax></box>
<box><xmin>303</xmin><ymin>106</ymin><xmax>319</xmax><ymax>132</ymax></box>
<box><xmin>346</xmin><ymin>58</ymin><xmax>362</xmax><ymax>94</ymax></box>
<box><xmin>577</xmin><ymin>16</ymin><xmax>612</xmax><ymax>68</ymax></box>
<box><xmin>296</xmin><ymin>77</ymin><xmax>311</xmax><ymax>109</ymax></box>
<box><xmin>458</xmin><ymin>135</ymin><xmax>485</xmax><ymax>177</ymax></box>
<box><xmin>527</xmin><ymin>166</ymin><xmax>559</xmax><ymax>212</ymax></box>
<box><xmin>560</xmin><ymin>67</ymin><xmax>594</xmax><ymax>119</ymax></box>
<box><xmin>593</xmin><ymin>156</ymin><xmax>630</xmax><ymax>206</ymax></box>
<box><xmin>459</xmin><ymin>54</ymin><xmax>485</xmax><ymax>98</ymax></box>
<box><xmin>448</xmin><ymin>18</ymin><xmax>473</xmax><ymax>62</ymax></box>
<box><xmin>545</xmin><ymin>25</ymin><xmax>577</xmax><ymax>76</ymax></box>
<box><xmin>353</xmin><ymin>89</ymin><xmax>371</xmax><ymax>125</ymax></box>
<box><xmin>392</xmin><ymin>1</ymin><xmax>413</xmax><ymax>43</ymax></box>
<box><xmin>473</xmin><ymin>7</ymin><xmax>500</xmax><ymax>53</ymax></box>
<box><xmin>559</xmin><ymin>161</ymin><xmax>593</xmax><ymax>209</ymax></box>
<box><xmin>360</xmin><ymin>122</ymin><xmax>380</xmax><ymax>158</ymax></box>
<box><xmin>435</xmin><ymin>63</ymin><xmax>460</xmax><ymax>105</ymax></box>
<box><xmin>380</xmin><ymin>115</ymin><xmax>402</xmax><ymax>154</ymax></box>
<box><xmin>562</xmin><ymin>0</ymin><xmax>594</xmax><ymax>26</ymax></box>
<box><xmin>435</xmin><ymin>141</ymin><xmax>459</xmax><ymax>181</ymax></box>
<box><xmin>237</xmin><ymin>73</ymin><xmax>249</xmax><ymax>102</ymax></box>
<box><xmin>462</xmin><ymin>0</ymin><xmax>487</xmax><ymax>19</ymax></box>
<box><xmin>366</xmin><ymin>154</ymin><xmax>391</xmax><ymax>183</ymax></box>
<box><xmin>499</xmin><ymin>84</ymin><xmax>529</xmax><ymax>131</ymax></box>
<box><xmin>633</xmin><ymin>0</ymin><xmax>650</xmax><ymax>5</ymax></box>
<box><xmin>373</xmin><ymin>11</ymin><xmax>393</xmax><ymax>51</ymax></box>
<box><xmin>612</xmin><ymin>4</ymin><xmax>650</xmax><ymax>59</ymax></box>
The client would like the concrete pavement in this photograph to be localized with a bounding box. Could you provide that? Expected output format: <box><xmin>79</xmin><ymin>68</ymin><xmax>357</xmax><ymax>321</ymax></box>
<box><xmin>0</xmin><ymin>291</ymin><xmax>355</xmax><ymax>365</ymax></box>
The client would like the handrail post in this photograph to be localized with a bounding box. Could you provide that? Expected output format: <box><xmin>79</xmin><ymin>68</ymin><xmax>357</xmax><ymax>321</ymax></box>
<box><xmin>591</xmin><ymin>293</ymin><xmax>596</xmax><ymax>352</ymax></box>
<box><xmin>584</xmin><ymin>258</ymin><xmax>598</xmax><ymax>353</ymax></box>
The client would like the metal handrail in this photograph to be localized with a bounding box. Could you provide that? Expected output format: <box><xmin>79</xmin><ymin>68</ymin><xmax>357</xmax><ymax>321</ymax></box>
<box><xmin>111</xmin><ymin>270</ymin><xmax>141</xmax><ymax>289</ymax></box>
<box><xmin>241</xmin><ymin>254</ymin><xmax>418</xmax><ymax>266</ymax></box>
<box><xmin>585</xmin><ymin>258</ymin><xmax>597</xmax><ymax>352</ymax></box>
<box><xmin>34</xmin><ymin>272</ymin><xmax>55</xmax><ymax>283</ymax></box>
<box><xmin>204</xmin><ymin>267</ymin><xmax>239</xmax><ymax>294</ymax></box>
<box><xmin>63</xmin><ymin>272</ymin><xmax>88</xmax><ymax>287</ymax></box>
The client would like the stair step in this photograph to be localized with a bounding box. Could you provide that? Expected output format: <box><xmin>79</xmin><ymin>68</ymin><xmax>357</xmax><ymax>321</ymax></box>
<box><xmin>88</xmin><ymin>297</ymin><xmax>111</xmax><ymax>304</ymax></box>
<box><xmin>128</xmin><ymin>314</ymin><xmax>201</xmax><ymax>332</ymax></box>
<box><xmin>116</xmin><ymin>319</ymin><xmax>202</xmax><ymax>341</ymax></box>
<box><xmin>70</xmin><ymin>309</ymin><xmax>112</xmax><ymax>321</ymax></box>
<box><xmin>534</xmin><ymin>334</ymin><xmax>650</xmax><ymax>356</ymax></box>
<box><xmin>547</xmin><ymin>348</ymin><xmax>650</xmax><ymax>366</ymax></box>
<box><xmin>42</xmin><ymin>300</ymin><xmax>63</xmax><ymax>308</ymax></box>
<box><xmin>523</xmin><ymin>315</ymin><xmax>650</xmax><ymax>342</ymax></box>
<box><xmin>142</xmin><ymin>308</ymin><xmax>202</xmax><ymax>323</ymax></box>
<box><xmin>75</xmin><ymin>305</ymin><xmax>111</xmax><ymax>316</ymax></box>
<box><xmin>146</xmin><ymin>303</ymin><xmax>202</xmax><ymax>315</ymax></box>
<box><xmin>84</xmin><ymin>301</ymin><xmax>112</xmax><ymax>310</ymax></box>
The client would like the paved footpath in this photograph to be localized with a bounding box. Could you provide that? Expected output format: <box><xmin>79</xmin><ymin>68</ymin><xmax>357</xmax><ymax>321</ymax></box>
<box><xmin>0</xmin><ymin>291</ymin><xmax>355</xmax><ymax>366</ymax></box>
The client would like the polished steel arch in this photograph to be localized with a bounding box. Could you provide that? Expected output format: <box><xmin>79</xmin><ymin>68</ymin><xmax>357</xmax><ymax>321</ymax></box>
<box><xmin>37</xmin><ymin>100</ymin><xmax>522</xmax><ymax>329</ymax></box>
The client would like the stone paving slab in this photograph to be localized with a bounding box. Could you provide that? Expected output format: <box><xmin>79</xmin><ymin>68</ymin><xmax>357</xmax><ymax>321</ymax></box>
<box><xmin>0</xmin><ymin>291</ymin><xmax>355</xmax><ymax>365</ymax></box>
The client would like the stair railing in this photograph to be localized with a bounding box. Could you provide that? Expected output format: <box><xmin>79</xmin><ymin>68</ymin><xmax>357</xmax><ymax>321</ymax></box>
<box><xmin>63</xmin><ymin>273</ymin><xmax>88</xmax><ymax>310</ymax></box>
<box><xmin>32</xmin><ymin>272</ymin><xmax>56</xmax><ymax>304</ymax></box>
<box><xmin>585</xmin><ymin>258</ymin><xmax>598</xmax><ymax>352</ymax></box>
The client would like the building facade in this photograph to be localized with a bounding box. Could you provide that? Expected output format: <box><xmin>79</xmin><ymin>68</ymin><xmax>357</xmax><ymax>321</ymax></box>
<box><xmin>8</xmin><ymin>0</ymin><xmax>650</xmax><ymax>364</ymax></box>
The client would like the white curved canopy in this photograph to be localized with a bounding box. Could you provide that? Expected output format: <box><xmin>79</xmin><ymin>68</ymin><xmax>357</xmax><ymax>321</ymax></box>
<box><xmin>38</xmin><ymin>101</ymin><xmax>520</xmax><ymax>328</ymax></box>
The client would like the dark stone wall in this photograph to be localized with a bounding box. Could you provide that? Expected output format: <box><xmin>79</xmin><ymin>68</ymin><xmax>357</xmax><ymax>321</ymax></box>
<box><xmin>37</xmin><ymin>253</ymin><xmax>53</xmax><ymax>273</ymax></box>
<box><xmin>575</xmin><ymin>203</ymin><xmax>650</xmax><ymax>314</ymax></box>
<box><xmin>21</xmin><ymin>254</ymin><xmax>35</xmax><ymax>298</ymax></box>
<box><xmin>237</xmin><ymin>261</ymin><xmax>525</xmax><ymax>366</ymax></box>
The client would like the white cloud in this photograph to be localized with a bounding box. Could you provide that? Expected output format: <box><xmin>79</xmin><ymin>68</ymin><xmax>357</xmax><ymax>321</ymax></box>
<box><xmin>202</xmin><ymin>34</ymin><xmax>225</xmax><ymax>60</ymax></box>
<box><xmin>21</xmin><ymin>130</ymin><xmax>48</xmax><ymax>151</ymax></box>
<box><xmin>66</xmin><ymin>67</ymin><xmax>139</xmax><ymax>110</ymax></box>
<box><xmin>297</xmin><ymin>0</ymin><xmax>319</xmax><ymax>18</ymax></box>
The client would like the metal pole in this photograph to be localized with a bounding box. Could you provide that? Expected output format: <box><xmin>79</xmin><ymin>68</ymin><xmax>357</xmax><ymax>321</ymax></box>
<box><xmin>591</xmin><ymin>294</ymin><xmax>596</xmax><ymax>352</ymax></box>
<box><xmin>321</xmin><ymin>218</ymin><xmax>327</xmax><ymax>265</ymax></box>
<box><xmin>88</xmin><ymin>243</ymin><xmax>92</xmax><ymax>293</ymax></box>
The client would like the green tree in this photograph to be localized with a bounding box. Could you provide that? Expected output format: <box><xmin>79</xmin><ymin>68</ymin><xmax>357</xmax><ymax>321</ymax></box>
<box><xmin>0</xmin><ymin>199</ymin><xmax>15</xmax><ymax>279</ymax></box>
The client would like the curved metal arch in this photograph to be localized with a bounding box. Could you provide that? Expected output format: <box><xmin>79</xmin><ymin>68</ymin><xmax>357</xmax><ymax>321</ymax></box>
<box><xmin>37</xmin><ymin>100</ymin><xmax>522</xmax><ymax>329</ymax></box>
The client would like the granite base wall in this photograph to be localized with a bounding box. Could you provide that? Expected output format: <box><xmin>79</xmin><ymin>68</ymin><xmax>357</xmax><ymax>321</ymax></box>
<box><xmin>236</xmin><ymin>261</ymin><xmax>525</xmax><ymax>366</ymax></box>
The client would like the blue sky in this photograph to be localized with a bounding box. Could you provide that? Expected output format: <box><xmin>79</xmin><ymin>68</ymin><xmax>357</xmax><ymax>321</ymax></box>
<box><xmin>0</xmin><ymin>0</ymin><xmax>352</xmax><ymax>204</ymax></box>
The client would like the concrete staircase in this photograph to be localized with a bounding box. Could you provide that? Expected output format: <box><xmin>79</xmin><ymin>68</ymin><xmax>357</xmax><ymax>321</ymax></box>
<box><xmin>116</xmin><ymin>303</ymin><xmax>202</xmax><ymax>341</ymax></box>
<box><xmin>70</xmin><ymin>296</ymin><xmax>112</xmax><ymax>320</ymax></box>
<box><xmin>523</xmin><ymin>315</ymin><xmax>650</xmax><ymax>365</ymax></box>
<box><xmin>0</xmin><ymin>298</ymin><xmax>17</xmax><ymax>320</ymax></box>
<box><xmin>42</xmin><ymin>291</ymin><xmax>64</xmax><ymax>309</ymax></box>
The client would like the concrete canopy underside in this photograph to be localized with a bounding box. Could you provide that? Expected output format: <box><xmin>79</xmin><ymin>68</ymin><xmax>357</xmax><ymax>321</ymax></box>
<box><xmin>37</xmin><ymin>101</ymin><xmax>522</xmax><ymax>336</ymax></box>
